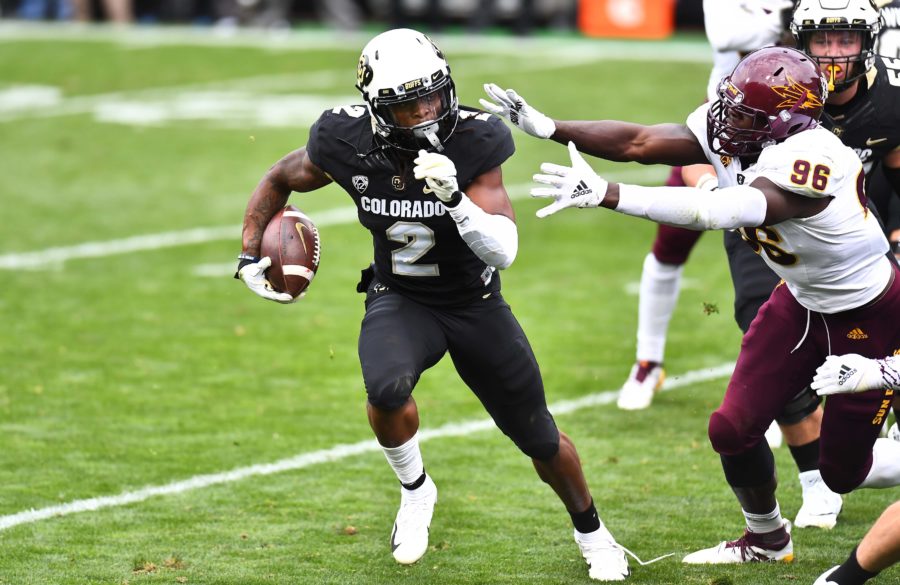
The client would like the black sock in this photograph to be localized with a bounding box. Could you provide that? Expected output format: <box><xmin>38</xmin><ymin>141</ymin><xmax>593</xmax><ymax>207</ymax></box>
<box><xmin>789</xmin><ymin>439</ymin><xmax>820</xmax><ymax>473</ymax></box>
<box><xmin>401</xmin><ymin>471</ymin><xmax>426</xmax><ymax>491</ymax></box>
<box><xmin>829</xmin><ymin>547</ymin><xmax>879</xmax><ymax>585</ymax></box>
<box><xmin>570</xmin><ymin>499</ymin><xmax>601</xmax><ymax>534</ymax></box>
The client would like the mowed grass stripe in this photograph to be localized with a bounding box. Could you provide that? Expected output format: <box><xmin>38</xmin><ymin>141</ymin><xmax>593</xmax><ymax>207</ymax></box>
<box><xmin>0</xmin><ymin>362</ymin><xmax>732</xmax><ymax>533</ymax></box>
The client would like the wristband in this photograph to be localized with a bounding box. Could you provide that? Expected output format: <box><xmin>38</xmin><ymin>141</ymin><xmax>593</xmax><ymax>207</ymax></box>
<box><xmin>444</xmin><ymin>191</ymin><xmax>464</xmax><ymax>209</ymax></box>
<box><xmin>235</xmin><ymin>252</ymin><xmax>261</xmax><ymax>280</ymax></box>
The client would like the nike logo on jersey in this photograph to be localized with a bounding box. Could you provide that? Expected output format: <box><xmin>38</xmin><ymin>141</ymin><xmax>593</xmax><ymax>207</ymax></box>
<box><xmin>865</xmin><ymin>137</ymin><xmax>888</xmax><ymax>146</ymax></box>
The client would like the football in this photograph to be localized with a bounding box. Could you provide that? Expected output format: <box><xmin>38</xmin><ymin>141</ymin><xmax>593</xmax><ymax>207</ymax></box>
<box><xmin>260</xmin><ymin>205</ymin><xmax>321</xmax><ymax>299</ymax></box>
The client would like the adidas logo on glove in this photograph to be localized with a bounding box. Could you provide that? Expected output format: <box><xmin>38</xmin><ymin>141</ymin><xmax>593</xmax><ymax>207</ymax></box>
<box><xmin>570</xmin><ymin>180</ymin><xmax>592</xmax><ymax>200</ymax></box>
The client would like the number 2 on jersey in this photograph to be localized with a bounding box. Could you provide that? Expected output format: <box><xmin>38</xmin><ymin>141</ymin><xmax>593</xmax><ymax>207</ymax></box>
<box><xmin>387</xmin><ymin>221</ymin><xmax>439</xmax><ymax>276</ymax></box>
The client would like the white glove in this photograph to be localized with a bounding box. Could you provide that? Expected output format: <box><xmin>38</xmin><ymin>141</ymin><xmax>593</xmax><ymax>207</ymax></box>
<box><xmin>238</xmin><ymin>256</ymin><xmax>296</xmax><ymax>304</ymax></box>
<box><xmin>811</xmin><ymin>354</ymin><xmax>886</xmax><ymax>396</ymax></box>
<box><xmin>479</xmin><ymin>83</ymin><xmax>556</xmax><ymax>139</ymax></box>
<box><xmin>413</xmin><ymin>150</ymin><xmax>460</xmax><ymax>203</ymax></box>
<box><xmin>530</xmin><ymin>141</ymin><xmax>608</xmax><ymax>218</ymax></box>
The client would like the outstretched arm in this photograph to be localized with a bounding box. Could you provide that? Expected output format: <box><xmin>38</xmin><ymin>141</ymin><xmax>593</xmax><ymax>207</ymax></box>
<box><xmin>551</xmin><ymin>120</ymin><xmax>709</xmax><ymax>166</ymax></box>
<box><xmin>531</xmin><ymin>142</ymin><xmax>830</xmax><ymax>226</ymax></box>
<box><xmin>480</xmin><ymin>83</ymin><xmax>709</xmax><ymax>166</ymax></box>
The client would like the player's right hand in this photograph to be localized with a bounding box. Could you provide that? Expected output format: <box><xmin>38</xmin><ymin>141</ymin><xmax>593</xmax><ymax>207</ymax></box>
<box><xmin>237</xmin><ymin>256</ymin><xmax>296</xmax><ymax>304</ymax></box>
<box><xmin>811</xmin><ymin>353</ymin><xmax>886</xmax><ymax>396</ymax></box>
<box><xmin>480</xmin><ymin>83</ymin><xmax>556</xmax><ymax>139</ymax></box>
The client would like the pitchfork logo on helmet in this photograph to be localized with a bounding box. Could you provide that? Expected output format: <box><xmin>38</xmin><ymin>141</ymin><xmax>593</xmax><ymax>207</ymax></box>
<box><xmin>707</xmin><ymin>46</ymin><xmax>827</xmax><ymax>157</ymax></box>
<box><xmin>355</xmin><ymin>28</ymin><xmax>459</xmax><ymax>153</ymax></box>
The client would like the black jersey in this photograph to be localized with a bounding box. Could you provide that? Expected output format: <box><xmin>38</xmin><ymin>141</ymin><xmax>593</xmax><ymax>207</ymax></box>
<box><xmin>306</xmin><ymin>105</ymin><xmax>515</xmax><ymax>307</ymax></box>
<box><xmin>820</xmin><ymin>56</ymin><xmax>900</xmax><ymax>178</ymax></box>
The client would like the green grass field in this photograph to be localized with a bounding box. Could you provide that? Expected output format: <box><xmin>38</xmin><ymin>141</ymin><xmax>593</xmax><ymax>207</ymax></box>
<box><xmin>0</xmin><ymin>24</ymin><xmax>896</xmax><ymax>585</ymax></box>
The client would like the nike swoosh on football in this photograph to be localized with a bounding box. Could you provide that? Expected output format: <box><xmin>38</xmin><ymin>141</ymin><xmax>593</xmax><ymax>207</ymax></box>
<box><xmin>866</xmin><ymin>137</ymin><xmax>888</xmax><ymax>146</ymax></box>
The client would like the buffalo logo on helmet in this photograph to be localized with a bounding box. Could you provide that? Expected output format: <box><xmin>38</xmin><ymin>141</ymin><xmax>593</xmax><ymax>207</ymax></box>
<box><xmin>352</xmin><ymin>175</ymin><xmax>369</xmax><ymax>193</ymax></box>
<box><xmin>772</xmin><ymin>76</ymin><xmax>825</xmax><ymax>111</ymax></box>
<box><xmin>356</xmin><ymin>54</ymin><xmax>373</xmax><ymax>90</ymax></box>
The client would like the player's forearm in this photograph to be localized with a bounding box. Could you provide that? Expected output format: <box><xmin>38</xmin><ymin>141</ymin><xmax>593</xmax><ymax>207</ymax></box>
<box><xmin>551</xmin><ymin>120</ymin><xmax>705</xmax><ymax>166</ymax></box>
<box><xmin>242</xmin><ymin>175</ymin><xmax>292</xmax><ymax>256</ymax></box>
<box><xmin>603</xmin><ymin>183</ymin><xmax>767</xmax><ymax>230</ymax></box>
<box><xmin>446</xmin><ymin>194</ymin><xmax>518</xmax><ymax>269</ymax></box>
<box><xmin>551</xmin><ymin>120</ymin><xmax>651</xmax><ymax>163</ymax></box>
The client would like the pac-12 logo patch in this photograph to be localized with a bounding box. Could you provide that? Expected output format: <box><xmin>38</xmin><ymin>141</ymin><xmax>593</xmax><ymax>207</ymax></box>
<box><xmin>352</xmin><ymin>175</ymin><xmax>369</xmax><ymax>193</ymax></box>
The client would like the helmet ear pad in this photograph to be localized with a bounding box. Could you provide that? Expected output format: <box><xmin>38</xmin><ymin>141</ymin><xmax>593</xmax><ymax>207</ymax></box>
<box><xmin>706</xmin><ymin>46</ymin><xmax>826</xmax><ymax>157</ymax></box>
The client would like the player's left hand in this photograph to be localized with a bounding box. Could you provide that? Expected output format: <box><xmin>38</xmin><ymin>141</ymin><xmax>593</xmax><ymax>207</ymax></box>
<box><xmin>414</xmin><ymin>150</ymin><xmax>459</xmax><ymax>202</ymax></box>
<box><xmin>811</xmin><ymin>353</ymin><xmax>885</xmax><ymax>396</ymax></box>
<box><xmin>530</xmin><ymin>142</ymin><xmax>608</xmax><ymax>218</ymax></box>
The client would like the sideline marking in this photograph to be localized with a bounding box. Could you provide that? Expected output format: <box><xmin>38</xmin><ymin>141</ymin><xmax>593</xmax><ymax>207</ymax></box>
<box><xmin>0</xmin><ymin>362</ymin><xmax>733</xmax><ymax>532</ymax></box>
<box><xmin>0</xmin><ymin>168</ymin><xmax>669</xmax><ymax>271</ymax></box>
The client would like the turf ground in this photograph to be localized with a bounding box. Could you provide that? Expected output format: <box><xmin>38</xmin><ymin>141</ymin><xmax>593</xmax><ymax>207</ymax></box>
<box><xmin>0</xmin><ymin>23</ymin><xmax>896</xmax><ymax>585</ymax></box>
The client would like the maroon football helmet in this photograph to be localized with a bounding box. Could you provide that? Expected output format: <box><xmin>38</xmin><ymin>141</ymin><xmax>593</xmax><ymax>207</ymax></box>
<box><xmin>707</xmin><ymin>46</ymin><xmax>828</xmax><ymax>157</ymax></box>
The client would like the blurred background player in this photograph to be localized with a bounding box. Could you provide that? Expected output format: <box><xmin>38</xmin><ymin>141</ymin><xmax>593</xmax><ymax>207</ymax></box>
<box><xmin>236</xmin><ymin>28</ymin><xmax>631</xmax><ymax>581</ymax></box>
<box><xmin>616</xmin><ymin>0</ymin><xmax>794</xmax><ymax>412</ymax></box>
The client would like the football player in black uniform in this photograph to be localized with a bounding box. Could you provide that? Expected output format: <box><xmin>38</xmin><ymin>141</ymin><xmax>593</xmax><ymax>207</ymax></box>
<box><xmin>235</xmin><ymin>29</ymin><xmax>630</xmax><ymax>581</ymax></box>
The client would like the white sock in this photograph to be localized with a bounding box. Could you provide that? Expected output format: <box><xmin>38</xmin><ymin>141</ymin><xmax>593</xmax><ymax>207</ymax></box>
<box><xmin>381</xmin><ymin>433</ymin><xmax>425</xmax><ymax>486</ymax></box>
<box><xmin>635</xmin><ymin>253</ymin><xmax>684</xmax><ymax>363</ymax></box>
<box><xmin>860</xmin><ymin>438</ymin><xmax>900</xmax><ymax>488</ymax></box>
<box><xmin>743</xmin><ymin>502</ymin><xmax>783</xmax><ymax>534</ymax></box>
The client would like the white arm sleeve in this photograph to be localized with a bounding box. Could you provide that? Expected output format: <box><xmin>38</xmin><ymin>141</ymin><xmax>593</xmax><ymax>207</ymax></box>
<box><xmin>446</xmin><ymin>193</ymin><xmax>518</xmax><ymax>269</ymax></box>
<box><xmin>615</xmin><ymin>183</ymin><xmax>767</xmax><ymax>231</ymax></box>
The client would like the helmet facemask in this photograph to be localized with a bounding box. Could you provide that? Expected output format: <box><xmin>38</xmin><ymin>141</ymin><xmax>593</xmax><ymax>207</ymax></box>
<box><xmin>356</xmin><ymin>29</ymin><xmax>460</xmax><ymax>153</ymax></box>
<box><xmin>791</xmin><ymin>0</ymin><xmax>883</xmax><ymax>93</ymax></box>
<box><xmin>797</xmin><ymin>27</ymin><xmax>877</xmax><ymax>91</ymax></box>
<box><xmin>369</xmin><ymin>75</ymin><xmax>458</xmax><ymax>152</ymax></box>
<box><xmin>707</xmin><ymin>85</ymin><xmax>776</xmax><ymax>157</ymax></box>
<box><xmin>706</xmin><ymin>47</ymin><xmax>827</xmax><ymax>157</ymax></box>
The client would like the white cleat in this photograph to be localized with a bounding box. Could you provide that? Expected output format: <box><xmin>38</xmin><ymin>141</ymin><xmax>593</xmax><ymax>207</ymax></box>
<box><xmin>813</xmin><ymin>565</ymin><xmax>840</xmax><ymax>585</ymax></box>
<box><xmin>616</xmin><ymin>362</ymin><xmax>665</xmax><ymax>411</ymax></box>
<box><xmin>794</xmin><ymin>470</ymin><xmax>842</xmax><ymax>529</ymax></box>
<box><xmin>390</xmin><ymin>474</ymin><xmax>437</xmax><ymax>565</ymax></box>
<box><xmin>682</xmin><ymin>521</ymin><xmax>793</xmax><ymax>564</ymax></box>
<box><xmin>575</xmin><ymin>527</ymin><xmax>630</xmax><ymax>581</ymax></box>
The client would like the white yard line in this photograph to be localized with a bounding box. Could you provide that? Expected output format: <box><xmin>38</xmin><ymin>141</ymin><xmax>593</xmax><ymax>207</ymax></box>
<box><xmin>0</xmin><ymin>167</ymin><xmax>669</xmax><ymax>271</ymax></box>
<box><xmin>0</xmin><ymin>362</ymin><xmax>733</xmax><ymax>532</ymax></box>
